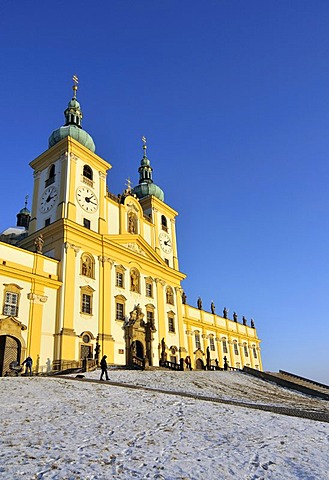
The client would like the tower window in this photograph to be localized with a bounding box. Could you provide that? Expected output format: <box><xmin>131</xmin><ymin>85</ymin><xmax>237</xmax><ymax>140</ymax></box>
<box><xmin>244</xmin><ymin>344</ymin><xmax>249</xmax><ymax>357</ymax></box>
<box><xmin>195</xmin><ymin>332</ymin><xmax>201</xmax><ymax>349</ymax></box>
<box><xmin>83</xmin><ymin>218</ymin><xmax>91</xmax><ymax>229</ymax></box>
<box><xmin>209</xmin><ymin>336</ymin><xmax>215</xmax><ymax>351</ymax></box>
<box><xmin>83</xmin><ymin>165</ymin><xmax>93</xmax><ymax>181</ymax></box>
<box><xmin>253</xmin><ymin>347</ymin><xmax>258</xmax><ymax>359</ymax></box>
<box><xmin>222</xmin><ymin>339</ymin><xmax>228</xmax><ymax>354</ymax></box>
<box><xmin>161</xmin><ymin>215</ymin><xmax>168</xmax><ymax>232</ymax></box>
<box><xmin>45</xmin><ymin>218</ymin><xmax>50</xmax><ymax>227</ymax></box>
<box><xmin>45</xmin><ymin>164</ymin><xmax>56</xmax><ymax>187</ymax></box>
<box><xmin>233</xmin><ymin>342</ymin><xmax>239</xmax><ymax>356</ymax></box>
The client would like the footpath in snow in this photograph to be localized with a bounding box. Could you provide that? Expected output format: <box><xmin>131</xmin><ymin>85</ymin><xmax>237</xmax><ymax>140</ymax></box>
<box><xmin>0</xmin><ymin>370</ymin><xmax>328</xmax><ymax>479</ymax></box>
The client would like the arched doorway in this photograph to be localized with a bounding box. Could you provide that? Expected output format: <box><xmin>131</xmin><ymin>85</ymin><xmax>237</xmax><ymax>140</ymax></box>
<box><xmin>195</xmin><ymin>358</ymin><xmax>204</xmax><ymax>370</ymax></box>
<box><xmin>135</xmin><ymin>340</ymin><xmax>144</xmax><ymax>359</ymax></box>
<box><xmin>0</xmin><ymin>335</ymin><xmax>21</xmax><ymax>376</ymax></box>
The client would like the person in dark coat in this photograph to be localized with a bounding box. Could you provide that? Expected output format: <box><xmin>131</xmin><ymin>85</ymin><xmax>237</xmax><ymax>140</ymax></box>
<box><xmin>22</xmin><ymin>356</ymin><xmax>33</xmax><ymax>376</ymax></box>
<box><xmin>100</xmin><ymin>355</ymin><xmax>109</xmax><ymax>381</ymax></box>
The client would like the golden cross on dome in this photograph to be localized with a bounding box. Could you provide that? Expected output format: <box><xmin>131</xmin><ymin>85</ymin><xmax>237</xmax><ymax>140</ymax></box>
<box><xmin>24</xmin><ymin>194</ymin><xmax>29</xmax><ymax>208</ymax></box>
<box><xmin>142</xmin><ymin>136</ymin><xmax>147</xmax><ymax>145</ymax></box>
<box><xmin>125</xmin><ymin>177</ymin><xmax>132</xmax><ymax>192</ymax></box>
<box><xmin>72</xmin><ymin>74</ymin><xmax>79</xmax><ymax>97</ymax></box>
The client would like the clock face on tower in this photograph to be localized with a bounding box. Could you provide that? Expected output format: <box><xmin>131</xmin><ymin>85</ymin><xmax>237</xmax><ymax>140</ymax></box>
<box><xmin>159</xmin><ymin>232</ymin><xmax>172</xmax><ymax>253</ymax></box>
<box><xmin>40</xmin><ymin>186</ymin><xmax>58</xmax><ymax>213</ymax></box>
<box><xmin>76</xmin><ymin>186</ymin><xmax>99</xmax><ymax>212</ymax></box>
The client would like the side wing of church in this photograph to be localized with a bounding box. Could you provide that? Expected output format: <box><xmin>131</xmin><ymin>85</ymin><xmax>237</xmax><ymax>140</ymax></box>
<box><xmin>0</xmin><ymin>81</ymin><xmax>262</xmax><ymax>375</ymax></box>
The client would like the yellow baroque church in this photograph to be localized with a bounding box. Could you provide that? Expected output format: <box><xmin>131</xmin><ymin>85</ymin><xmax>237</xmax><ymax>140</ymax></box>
<box><xmin>0</xmin><ymin>81</ymin><xmax>262</xmax><ymax>376</ymax></box>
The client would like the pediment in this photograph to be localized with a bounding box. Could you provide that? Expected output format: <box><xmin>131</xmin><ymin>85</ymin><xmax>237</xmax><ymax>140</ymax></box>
<box><xmin>106</xmin><ymin>235</ymin><xmax>166</xmax><ymax>265</ymax></box>
<box><xmin>0</xmin><ymin>316</ymin><xmax>27</xmax><ymax>332</ymax></box>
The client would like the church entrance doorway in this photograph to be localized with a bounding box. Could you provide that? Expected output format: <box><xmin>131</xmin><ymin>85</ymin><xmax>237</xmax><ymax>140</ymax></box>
<box><xmin>195</xmin><ymin>358</ymin><xmax>204</xmax><ymax>370</ymax></box>
<box><xmin>0</xmin><ymin>335</ymin><xmax>21</xmax><ymax>376</ymax></box>
<box><xmin>135</xmin><ymin>340</ymin><xmax>144</xmax><ymax>359</ymax></box>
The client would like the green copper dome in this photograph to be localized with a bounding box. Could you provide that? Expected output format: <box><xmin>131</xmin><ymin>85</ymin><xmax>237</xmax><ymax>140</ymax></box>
<box><xmin>48</xmin><ymin>80</ymin><xmax>96</xmax><ymax>153</ymax></box>
<box><xmin>132</xmin><ymin>138</ymin><xmax>164</xmax><ymax>202</ymax></box>
<box><xmin>49</xmin><ymin>125</ymin><xmax>95</xmax><ymax>152</ymax></box>
<box><xmin>133</xmin><ymin>182</ymin><xmax>164</xmax><ymax>202</ymax></box>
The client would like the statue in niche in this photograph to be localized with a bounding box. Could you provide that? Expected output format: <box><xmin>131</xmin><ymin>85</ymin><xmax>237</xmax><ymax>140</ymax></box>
<box><xmin>130</xmin><ymin>269</ymin><xmax>139</xmax><ymax>292</ymax></box>
<box><xmin>34</xmin><ymin>234</ymin><xmax>44</xmax><ymax>254</ymax></box>
<box><xmin>166</xmin><ymin>287</ymin><xmax>174</xmax><ymax>304</ymax></box>
<box><xmin>223</xmin><ymin>307</ymin><xmax>228</xmax><ymax>319</ymax></box>
<box><xmin>211</xmin><ymin>301</ymin><xmax>215</xmax><ymax>314</ymax></box>
<box><xmin>182</xmin><ymin>291</ymin><xmax>187</xmax><ymax>304</ymax></box>
<box><xmin>82</xmin><ymin>256</ymin><xmax>92</xmax><ymax>277</ymax></box>
<box><xmin>197</xmin><ymin>297</ymin><xmax>202</xmax><ymax>309</ymax></box>
<box><xmin>233</xmin><ymin>312</ymin><xmax>238</xmax><ymax>322</ymax></box>
<box><xmin>128</xmin><ymin>212</ymin><xmax>137</xmax><ymax>234</ymax></box>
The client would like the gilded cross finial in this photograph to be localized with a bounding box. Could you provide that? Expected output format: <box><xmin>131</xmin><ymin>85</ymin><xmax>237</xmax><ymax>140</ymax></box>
<box><xmin>125</xmin><ymin>177</ymin><xmax>132</xmax><ymax>192</ymax></box>
<box><xmin>24</xmin><ymin>194</ymin><xmax>29</xmax><ymax>208</ymax></box>
<box><xmin>72</xmin><ymin>74</ymin><xmax>79</xmax><ymax>98</ymax></box>
<box><xmin>142</xmin><ymin>136</ymin><xmax>147</xmax><ymax>155</ymax></box>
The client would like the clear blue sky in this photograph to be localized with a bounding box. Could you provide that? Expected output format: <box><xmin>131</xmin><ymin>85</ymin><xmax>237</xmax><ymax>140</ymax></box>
<box><xmin>1</xmin><ymin>1</ymin><xmax>329</xmax><ymax>383</ymax></box>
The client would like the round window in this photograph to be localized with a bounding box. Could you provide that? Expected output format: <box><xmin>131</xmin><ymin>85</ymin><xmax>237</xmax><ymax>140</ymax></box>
<box><xmin>82</xmin><ymin>334</ymin><xmax>90</xmax><ymax>344</ymax></box>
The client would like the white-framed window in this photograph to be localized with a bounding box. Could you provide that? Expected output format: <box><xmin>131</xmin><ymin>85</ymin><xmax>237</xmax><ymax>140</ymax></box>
<box><xmin>82</xmin><ymin>294</ymin><xmax>92</xmax><ymax>314</ymax></box>
<box><xmin>2</xmin><ymin>284</ymin><xmax>22</xmax><ymax>317</ymax></box>
<box><xmin>146</xmin><ymin>282</ymin><xmax>153</xmax><ymax>297</ymax></box>
<box><xmin>168</xmin><ymin>315</ymin><xmax>175</xmax><ymax>333</ymax></box>
<box><xmin>80</xmin><ymin>286</ymin><xmax>94</xmax><ymax>315</ymax></box>
<box><xmin>195</xmin><ymin>332</ymin><xmax>201</xmax><ymax>349</ymax></box>
<box><xmin>3</xmin><ymin>292</ymin><xmax>19</xmax><ymax>316</ymax></box>
<box><xmin>116</xmin><ymin>272</ymin><xmax>124</xmax><ymax>288</ymax></box>
<box><xmin>115</xmin><ymin>295</ymin><xmax>126</xmax><ymax>321</ymax></box>
<box><xmin>116</xmin><ymin>303</ymin><xmax>124</xmax><ymax>320</ymax></box>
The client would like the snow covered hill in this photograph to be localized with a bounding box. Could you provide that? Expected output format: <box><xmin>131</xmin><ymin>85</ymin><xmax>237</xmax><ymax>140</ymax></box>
<box><xmin>1</xmin><ymin>370</ymin><xmax>328</xmax><ymax>479</ymax></box>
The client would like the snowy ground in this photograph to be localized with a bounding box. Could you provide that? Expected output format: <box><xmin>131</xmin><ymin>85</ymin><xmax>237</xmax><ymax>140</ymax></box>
<box><xmin>0</xmin><ymin>370</ymin><xmax>328</xmax><ymax>479</ymax></box>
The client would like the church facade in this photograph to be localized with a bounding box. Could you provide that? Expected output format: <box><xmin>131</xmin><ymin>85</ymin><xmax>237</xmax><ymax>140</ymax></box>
<box><xmin>0</xmin><ymin>82</ymin><xmax>262</xmax><ymax>375</ymax></box>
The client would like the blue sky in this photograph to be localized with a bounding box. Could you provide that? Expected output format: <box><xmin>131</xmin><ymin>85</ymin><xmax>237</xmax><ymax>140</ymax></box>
<box><xmin>1</xmin><ymin>1</ymin><xmax>329</xmax><ymax>383</ymax></box>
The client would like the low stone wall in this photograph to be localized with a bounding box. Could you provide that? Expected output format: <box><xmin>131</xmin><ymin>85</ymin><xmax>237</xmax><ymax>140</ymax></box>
<box><xmin>243</xmin><ymin>366</ymin><xmax>329</xmax><ymax>401</ymax></box>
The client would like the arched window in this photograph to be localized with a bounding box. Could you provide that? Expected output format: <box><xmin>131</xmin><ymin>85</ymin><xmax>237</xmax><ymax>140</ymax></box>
<box><xmin>45</xmin><ymin>164</ymin><xmax>56</xmax><ymax>187</ymax></box>
<box><xmin>81</xmin><ymin>253</ymin><xmax>94</xmax><ymax>278</ymax></box>
<box><xmin>83</xmin><ymin>165</ymin><xmax>93</xmax><ymax>181</ymax></box>
<box><xmin>166</xmin><ymin>286</ymin><xmax>174</xmax><ymax>305</ymax></box>
<box><xmin>161</xmin><ymin>215</ymin><xmax>168</xmax><ymax>232</ymax></box>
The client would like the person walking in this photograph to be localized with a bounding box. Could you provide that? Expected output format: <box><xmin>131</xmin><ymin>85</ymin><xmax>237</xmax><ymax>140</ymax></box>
<box><xmin>100</xmin><ymin>355</ymin><xmax>109</xmax><ymax>381</ymax></box>
<box><xmin>22</xmin><ymin>356</ymin><xmax>33</xmax><ymax>376</ymax></box>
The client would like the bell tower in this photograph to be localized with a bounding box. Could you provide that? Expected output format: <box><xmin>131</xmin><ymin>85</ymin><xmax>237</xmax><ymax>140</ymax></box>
<box><xmin>26</xmin><ymin>77</ymin><xmax>111</xmax><ymax>251</ymax></box>
<box><xmin>132</xmin><ymin>138</ymin><xmax>180</xmax><ymax>270</ymax></box>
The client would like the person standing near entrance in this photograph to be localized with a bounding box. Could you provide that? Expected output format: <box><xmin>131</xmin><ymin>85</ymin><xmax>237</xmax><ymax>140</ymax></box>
<box><xmin>22</xmin><ymin>356</ymin><xmax>33</xmax><ymax>376</ymax></box>
<box><xmin>100</xmin><ymin>355</ymin><xmax>109</xmax><ymax>381</ymax></box>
